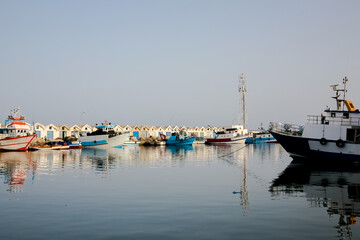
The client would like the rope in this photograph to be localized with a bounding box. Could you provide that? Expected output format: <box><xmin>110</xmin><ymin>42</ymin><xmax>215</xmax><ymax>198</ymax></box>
<box><xmin>217</xmin><ymin>144</ymin><xmax>249</xmax><ymax>159</ymax></box>
<box><xmin>217</xmin><ymin>144</ymin><xmax>269</xmax><ymax>188</ymax></box>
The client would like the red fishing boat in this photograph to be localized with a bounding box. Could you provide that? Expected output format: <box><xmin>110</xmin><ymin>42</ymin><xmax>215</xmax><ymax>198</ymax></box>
<box><xmin>0</xmin><ymin>108</ymin><xmax>36</xmax><ymax>151</ymax></box>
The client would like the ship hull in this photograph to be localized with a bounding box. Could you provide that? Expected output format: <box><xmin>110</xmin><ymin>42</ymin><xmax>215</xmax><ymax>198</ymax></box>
<box><xmin>206</xmin><ymin>136</ymin><xmax>247</xmax><ymax>144</ymax></box>
<box><xmin>245</xmin><ymin>137</ymin><xmax>277</xmax><ymax>144</ymax></box>
<box><xmin>0</xmin><ymin>135</ymin><xmax>36</xmax><ymax>151</ymax></box>
<box><xmin>270</xmin><ymin>130</ymin><xmax>360</xmax><ymax>161</ymax></box>
<box><xmin>79</xmin><ymin>133</ymin><xmax>130</xmax><ymax>149</ymax></box>
<box><xmin>166</xmin><ymin>136</ymin><xmax>196</xmax><ymax>146</ymax></box>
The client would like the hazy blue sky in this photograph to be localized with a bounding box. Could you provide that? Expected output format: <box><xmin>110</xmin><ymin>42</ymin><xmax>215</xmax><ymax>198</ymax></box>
<box><xmin>1</xmin><ymin>0</ymin><xmax>359</xmax><ymax>129</ymax></box>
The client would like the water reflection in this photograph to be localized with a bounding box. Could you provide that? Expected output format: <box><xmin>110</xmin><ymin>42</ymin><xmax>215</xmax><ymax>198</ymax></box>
<box><xmin>0</xmin><ymin>144</ymin><xmax>259</xmax><ymax>194</ymax></box>
<box><xmin>0</xmin><ymin>152</ymin><xmax>36</xmax><ymax>193</ymax></box>
<box><xmin>270</xmin><ymin>159</ymin><xmax>360</xmax><ymax>238</ymax></box>
<box><xmin>0</xmin><ymin>144</ymin><xmax>259</xmax><ymax>189</ymax></box>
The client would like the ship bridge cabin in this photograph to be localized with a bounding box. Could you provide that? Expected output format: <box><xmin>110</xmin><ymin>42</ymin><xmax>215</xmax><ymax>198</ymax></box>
<box><xmin>304</xmin><ymin>99</ymin><xmax>360</xmax><ymax>144</ymax></box>
<box><xmin>306</xmin><ymin>100</ymin><xmax>360</xmax><ymax>127</ymax></box>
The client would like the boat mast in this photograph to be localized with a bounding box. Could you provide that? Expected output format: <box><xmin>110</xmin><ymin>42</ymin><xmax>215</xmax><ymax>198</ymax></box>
<box><xmin>238</xmin><ymin>73</ymin><xmax>247</xmax><ymax>129</ymax></box>
<box><xmin>342</xmin><ymin>77</ymin><xmax>348</xmax><ymax>111</ymax></box>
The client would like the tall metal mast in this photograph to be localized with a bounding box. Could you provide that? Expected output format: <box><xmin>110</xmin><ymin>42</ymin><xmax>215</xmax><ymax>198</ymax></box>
<box><xmin>238</xmin><ymin>73</ymin><xmax>247</xmax><ymax>128</ymax></box>
<box><xmin>342</xmin><ymin>77</ymin><xmax>348</xmax><ymax>111</ymax></box>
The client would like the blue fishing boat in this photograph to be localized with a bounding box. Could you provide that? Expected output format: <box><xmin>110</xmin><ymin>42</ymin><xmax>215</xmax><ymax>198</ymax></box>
<box><xmin>166</xmin><ymin>132</ymin><xmax>196</xmax><ymax>146</ymax></box>
<box><xmin>245</xmin><ymin>130</ymin><xmax>276</xmax><ymax>144</ymax></box>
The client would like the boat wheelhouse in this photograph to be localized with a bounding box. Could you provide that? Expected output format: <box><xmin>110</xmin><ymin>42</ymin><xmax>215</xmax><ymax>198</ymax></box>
<box><xmin>270</xmin><ymin>77</ymin><xmax>360</xmax><ymax>161</ymax></box>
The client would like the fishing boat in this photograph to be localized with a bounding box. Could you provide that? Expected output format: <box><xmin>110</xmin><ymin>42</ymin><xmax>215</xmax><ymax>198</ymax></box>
<box><xmin>270</xmin><ymin>77</ymin><xmax>360</xmax><ymax>161</ymax></box>
<box><xmin>78</xmin><ymin>122</ymin><xmax>130</xmax><ymax>149</ymax></box>
<box><xmin>66</xmin><ymin>141</ymin><xmax>82</xmax><ymax>149</ymax></box>
<box><xmin>0</xmin><ymin>108</ymin><xmax>36</xmax><ymax>151</ymax></box>
<box><xmin>206</xmin><ymin>125</ymin><xmax>249</xmax><ymax>144</ymax></box>
<box><xmin>166</xmin><ymin>132</ymin><xmax>196</xmax><ymax>146</ymax></box>
<box><xmin>55</xmin><ymin>141</ymin><xmax>82</xmax><ymax>149</ymax></box>
<box><xmin>36</xmin><ymin>145</ymin><xmax>70</xmax><ymax>150</ymax></box>
<box><xmin>245</xmin><ymin>129</ymin><xmax>276</xmax><ymax>144</ymax></box>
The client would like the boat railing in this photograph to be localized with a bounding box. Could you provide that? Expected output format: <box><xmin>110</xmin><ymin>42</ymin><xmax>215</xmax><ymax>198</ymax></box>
<box><xmin>307</xmin><ymin>115</ymin><xmax>360</xmax><ymax>126</ymax></box>
<box><xmin>269</xmin><ymin>122</ymin><xmax>303</xmax><ymax>136</ymax></box>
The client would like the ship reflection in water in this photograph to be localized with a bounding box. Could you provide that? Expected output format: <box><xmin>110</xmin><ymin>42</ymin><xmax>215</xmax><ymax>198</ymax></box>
<box><xmin>270</xmin><ymin>159</ymin><xmax>360</xmax><ymax>238</ymax></box>
<box><xmin>0</xmin><ymin>145</ymin><xmax>249</xmax><ymax>191</ymax></box>
<box><xmin>0</xmin><ymin>152</ymin><xmax>36</xmax><ymax>193</ymax></box>
<box><xmin>0</xmin><ymin>144</ymin><xmax>270</xmax><ymax>193</ymax></box>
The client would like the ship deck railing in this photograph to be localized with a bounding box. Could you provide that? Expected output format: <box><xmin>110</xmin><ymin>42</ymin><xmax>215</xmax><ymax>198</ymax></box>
<box><xmin>307</xmin><ymin>115</ymin><xmax>360</xmax><ymax>127</ymax></box>
<box><xmin>269</xmin><ymin>122</ymin><xmax>303</xmax><ymax>136</ymax></box>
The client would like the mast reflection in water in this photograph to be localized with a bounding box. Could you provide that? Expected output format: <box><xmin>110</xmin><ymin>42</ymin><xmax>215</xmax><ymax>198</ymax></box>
<box><xmin>270</xmin><ymin>159</ymin><xmax>360</xmax><ymax>239</ymax></box>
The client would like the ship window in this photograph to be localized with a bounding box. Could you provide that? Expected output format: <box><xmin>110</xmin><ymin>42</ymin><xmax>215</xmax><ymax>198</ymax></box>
<box><xmin>347</xmin><ymin>129</ymin><xmax>354</xmax><ymax>142</ymax></box>
<box><xmin>356</xmin><ymin>129</ymin><xmax>360</xmax><ymax>144</ymax></box>
<box><xmin>343</xmin><ymin>113</ymin><xmax>349</xmax><ymax>119</ymax></box>
<box><xmin>348</xmin><ymin>185</ymin><xmax>360</xmax><ymax>198</ymax></box>
<box><xmin>347</xmin><ymin>129</ymin><xmax>356</xmax><ymax>142</ymax></box>
<box><xmin>331</xmin><ymin>113</ymin><xmax>336</xmax><ymax>118</ymax></box>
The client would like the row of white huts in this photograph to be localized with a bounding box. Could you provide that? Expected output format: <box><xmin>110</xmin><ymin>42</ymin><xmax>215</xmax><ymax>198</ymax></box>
<box><xmin>32</xmin><ymin>123</ymin><xmax>226</xmax><ymax>140</ymax></box>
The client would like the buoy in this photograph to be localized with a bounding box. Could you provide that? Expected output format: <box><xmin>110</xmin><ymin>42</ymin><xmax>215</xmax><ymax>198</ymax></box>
<box><xmin>336</xmin><ymin>139</ymin><xmax>345</xmax><ymax>148</ymax></box>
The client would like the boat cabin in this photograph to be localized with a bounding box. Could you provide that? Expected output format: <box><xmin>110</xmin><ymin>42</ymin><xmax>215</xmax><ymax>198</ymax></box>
<box><xmin>84</xmin><ymin>122</ymin><xmax>118</xmax><ymax>137</ymax></box>
<box><xmin>4</xmin><ymin>108</ymin><xmax>32</xmax><ymax>138</ymax></box>
<box><xmin>302</xmin><ymin>78</ymin><xmax>360</xmax><ymax>143</ymax></box>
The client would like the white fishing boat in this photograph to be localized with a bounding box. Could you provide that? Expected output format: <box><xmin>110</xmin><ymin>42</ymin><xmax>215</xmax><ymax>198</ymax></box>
<box><xmin>78</xmin><ymin>122</ymin><xmax>130</xmax><ymax>149</ymax></box>
<box><xmin>0</xmin><ymin>108</ymin><xmax>36</xmax><ymax>151</ymax></box>
<box><xmin>206</xmin><ymin>125</ymin><xmax>249</xmax><ymax>144</ymax></box>
<box><xmin>270</xmin><ymin>77</ymin><xmax>360</xmax><ymax>161</ymax></box>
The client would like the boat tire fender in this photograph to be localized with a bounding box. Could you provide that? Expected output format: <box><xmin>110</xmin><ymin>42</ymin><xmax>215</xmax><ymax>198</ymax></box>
<box><xmin>336</xmin><ymin>139</ymin><xmax>345</xmax><ymax>148</ymax></box>
<box><xmin>320</xmin><ymin>138</ymin><xmax>327</xmax><ymax>145</ymax></box>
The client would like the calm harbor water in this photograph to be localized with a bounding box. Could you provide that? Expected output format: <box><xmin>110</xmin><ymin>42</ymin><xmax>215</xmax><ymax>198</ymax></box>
<box><xmin>1</xmin><ymin>144</ymin><xmax>359</xmax><ymax>239</ymax></box>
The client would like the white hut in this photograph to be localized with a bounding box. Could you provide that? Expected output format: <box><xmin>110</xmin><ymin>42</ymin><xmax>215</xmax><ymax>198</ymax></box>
<box><xmin>58</xmin><ymin>125</ymin><xmax>70</xmax><ymax>139</ymax></box>
<box><xmin>148</xmin><ymin>126</ymin><xmax>159</xmax><ymax>137</ymax></box>
<box><xmin>44</xmin><ymin>124</ymin><xmax>59</xmax><ymax>140</ymax></box>
<box><xmin>140</xmin><ymin>125</ymin><xmax>149</xmax><ymax>139</ymax></box>
<box><xmin>163</xmin><ymin>126</ymin><xmax>173</xmax><ymax>137</ymax></box>
<box><xmin>80</xmin><ymin>124</ymin><xmax>93</xmax><ymax>134</ymax></box>
<box><xmin>132</xmin><ymin>126</ymin><xmax>141</xmax><ymax>140</ymax></box>
<box><xmin>69</xmin><ymin>125</ymin><xmax>81</xmax><ymax>138</ymax></box>
<box><xmin>114</xmin><ymin>125</ymin><xmax>124</xmax><ymax>133</ymax></box>
<box><xmin>34</xmin><ymin>122</ymin><xmax>46</xmax><ymax>138</ymax></box>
